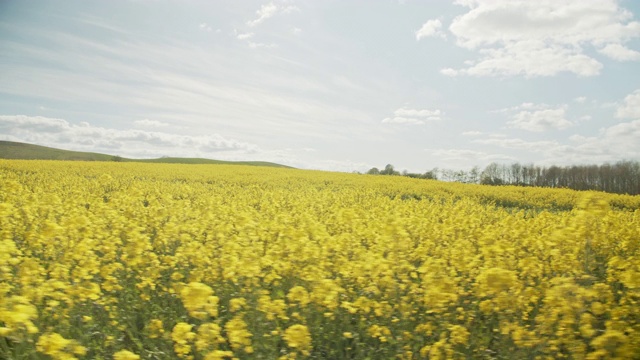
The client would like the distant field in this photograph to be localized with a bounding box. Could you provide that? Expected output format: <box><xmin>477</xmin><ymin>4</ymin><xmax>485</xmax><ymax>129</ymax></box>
<box><xmin>1</xmin><ymin>160</ymin><xmax>639</xmax><ymax>359</ymax></box>
<box><xmin>0</xmin><ymin>140</ymin><xmax>291</xmax><ymax>168</ymax></box>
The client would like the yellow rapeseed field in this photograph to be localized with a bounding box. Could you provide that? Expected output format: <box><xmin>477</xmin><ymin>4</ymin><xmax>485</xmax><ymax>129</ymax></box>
<box><xmin>1</xmin><ymin>160</ymin><xmax>639</xmax><ymax>359</ymax></box>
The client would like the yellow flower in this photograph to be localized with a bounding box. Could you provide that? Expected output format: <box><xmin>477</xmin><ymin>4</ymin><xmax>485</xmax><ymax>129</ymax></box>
<box><xmin>588</xmin><ymin>330</ymin><xmax>633</xmax><ymax>359</ymax></box>
<box><xmin>172</xmin><ymin>322</ymin><xmax>196</xmax><ymax>358</ymax></box>
<box><xmin>283</xmin><ymin>324</ymin><xmax>312</xmax><ymax>355</ymax></box>
<box><xmin>367</xmin><ymin>324</ymin><xmax>391</xmax><ymax>342</ymax></box>
<box><xmin>287</xmin><ymin>286</ymin><xmax>310</xmax><ymax>307</ymax></box>
<box><xmin>229</xmin><ymin>297</ymin><xmax>247</xmax><ymax>313</ymax></box>
<box><xmin>224</xmin><ymin>315</ymin><xmax>252</xmax><ymax>352</ymax></box>
<box><xmin>204</xmin><ymin>350</ymin><xmax>234</xmax><ymax>360</ymax></box>
<box><xmin>448</xmin><ymin>325</ymin><xmax>470</xmax><ymax>345</ymax></box>
<box><xmin>147</xmin><ymin>319</ymin><xmax>165</xmax><ymax>339</ymax></box>
<box><xmin>114</xmin><ymin>350</ymin><xmax>141</xmax><ymax>360</ymax></box>
<box><xmin>36</xmin><ymin>333</ymin><xmax>86</xmax><ymax>360</ymax></box>
<box><xmin>180</xmin><ymin>282</ymin><xmax>219</xmax><ymax>319</ymax></box>
<box><xmin>0</xmin><ymin>296</ymin><xmax>39</xmax><ymax>335</ymax></box>
<box><xmin>196</xmin><ymin>323</ymin><xmax>225</xmax><ymax>351</ymax></box>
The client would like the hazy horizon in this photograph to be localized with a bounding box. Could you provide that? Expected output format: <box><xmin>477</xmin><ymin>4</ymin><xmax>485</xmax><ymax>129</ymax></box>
<box><xmin>1</xmin><ymin>0</ymin><xmax>640</xmax><ymax>173</ymax></box>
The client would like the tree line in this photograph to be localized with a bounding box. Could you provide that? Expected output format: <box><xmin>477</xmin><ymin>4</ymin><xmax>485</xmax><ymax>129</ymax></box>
<box><xmin>366</xmin><ymin>161</ymin><xmax>640</xmax><ymax>195</ymax></box>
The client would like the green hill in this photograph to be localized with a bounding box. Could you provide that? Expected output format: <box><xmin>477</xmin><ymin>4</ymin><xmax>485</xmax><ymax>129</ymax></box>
<box><xmin>0</xmin><ymin>141</ymin><xmax>292</xmax><ymax>168</ymax></box>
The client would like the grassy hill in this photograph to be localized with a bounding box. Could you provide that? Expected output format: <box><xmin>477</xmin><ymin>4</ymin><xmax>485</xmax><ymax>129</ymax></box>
<box><xmin>0</xmin><ymin>141</ymin><xmax>292</xmax><ymax>168</ymax></box>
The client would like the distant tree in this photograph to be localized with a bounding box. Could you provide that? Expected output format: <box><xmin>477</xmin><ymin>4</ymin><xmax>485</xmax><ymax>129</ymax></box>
<box><xmin>367</xmin><ymin>167</ymin><xmax>380</xmax><ymax>175</ymax></box>
<box><xmin>404</xmin><ymin>171</ymin><xmax>424</xmax><ymax>179</ymax></box>
<box><xmin>480</xmin><ymin>163</ymin><xmax>503</xmax><ymax>185</ymax></box>
<box><xmin>422</xmin><ymin>168</ymin><xmax>438</xmax><ymax>180</ymax></box>
<box><xmin>468</xmin><ymin>166</ymin><xmax>480</xmax><ymax>184</ymax></box>
<box><xmin>381</xmin><ymin>164</ymin><xmax>398</xmax><ymax>175</ymax></box>
<box><xmin>111</xmin><ymin>155</ymin><xmax>123</xmax><ymax>162</ymax></box>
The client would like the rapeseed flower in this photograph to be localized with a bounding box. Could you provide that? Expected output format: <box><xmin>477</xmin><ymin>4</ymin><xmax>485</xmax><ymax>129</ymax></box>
<box><xmin>224</xmin><ymin>315</ymin><xmax>252</xmax><ymax>352</ymax></box>
<box><xmin>180</xmin><ymin>282</ymin><xmax>219</xmax><ymax>319</ymax></box>
<box><xmin>283</xmin><ymin>324</ymin><xmax>312</xmax><ymax>356</ymax></box>
<box><xmin>36</xmin><ymin>333</ymin><xmax>86</xmax><ymax>360</ymax></box>
<box><xmin>172</xmin><ymin>322</ymin><xmax>196</xmax><ymax>358</ymax></box>
<box><xmin>113</xmin><ymin>350</ymin><xmax>140</xmax><ymax>360</ymax></box>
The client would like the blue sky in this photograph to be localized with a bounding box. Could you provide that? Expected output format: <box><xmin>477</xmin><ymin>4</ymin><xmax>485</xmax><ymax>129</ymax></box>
<box><xmin>1</xmin><ymin>0</ymin><xmax>640</xmax><ymax>172</ymax></box>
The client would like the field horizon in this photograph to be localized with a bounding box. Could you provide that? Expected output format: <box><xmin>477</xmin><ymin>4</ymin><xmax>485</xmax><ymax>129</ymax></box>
<box><xmin>0</xmin><ymin>140</ymin><xmax>293</xmax><ymax>168</ymax></box>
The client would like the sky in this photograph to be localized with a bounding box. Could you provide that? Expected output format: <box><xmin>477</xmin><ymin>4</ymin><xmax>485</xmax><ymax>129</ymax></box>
<box><xmin>1</xmin><ymin>0</ymin><xmax>640</xmax><ymax>173</ymax></box>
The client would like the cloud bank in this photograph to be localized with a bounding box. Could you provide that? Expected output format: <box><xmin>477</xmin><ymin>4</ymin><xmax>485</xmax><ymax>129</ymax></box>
<box><xmin>0</xmin><ymin>115</ymin><xmax>260</xmax><ymax>158</ymax></box>
<box><xmin>433</xmin><ymin>0</ymin><xmax>640</xmax><ymax>77</ymax></box>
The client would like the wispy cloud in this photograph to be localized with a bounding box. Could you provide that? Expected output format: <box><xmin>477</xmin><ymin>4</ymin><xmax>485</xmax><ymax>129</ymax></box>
<box><xmin>0</xmin><ymin>35</ymin><xmax>373</xmax><ymax>144</ymax></box>
<box><xmin>236</xmin><ymin>32</ymin><xmax>255</xmax><ymax>40</ymax></box>
<box><xmin>199</xmin><ymin>23</ymin><xmax>213</xmax><ymax>32</ymax></box>
<box><xmin>0</xmin><ymin>115</ymin><xmax>259</xmax><ymax>158</ymax></box>
<box><xmin>473</xmin><ymin>118</ymin><xmax>640</xmax><ymax>165</ymax></box>
<box><xmin>494</xmin><ymin>103</ymin><xmax>573</xmax><ymax>132</ymax></box>
<box><xmin>247</xmin><ymin>2</ymin><xmax>299</xmax><ymax>27</ymax></box>
<box><xmin>382</xmin><ymin>107</ymin><xmax>442</xmax><ymax>125</ymax></box>
<box><xmin>508</xmin><ymin>106</ymin><xmax>572</xmax><ymax>132</ymax></box>
<box><xmin>473</xmin><ymin>137</ymin><xmax>559</xmax><ymax>152</ymax></box>
<box><xmin>247</xmin><ymin>2</ymin><xmax>279</xmax><ymax>27</ymax></box>
<box><xmin>133</xmin><ymin>119</ymin><xmax>168</xmax><ymax>128</ymax></box>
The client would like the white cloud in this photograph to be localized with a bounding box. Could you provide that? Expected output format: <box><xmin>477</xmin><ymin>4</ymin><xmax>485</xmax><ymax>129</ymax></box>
<box><xmin>247</xmin><ymin>2</ymin><xmax>297</xmax><ymax>27</ymax></box>
<box><xmin>574</xmin><ymin>96</ymin><xmax>587</xmax><ymax>103</ymax></box>
<box><xmin>236</xmin><ymin>32</ymin><xmax>255</xmax><ymax>40</ymax></box>
<box><xmin>550</xmin><ymin>120</ymin><xmax>640</xmax><ymax>163</ymax></box>
<box><xmin>382</xmin><ymin>107</ymin><xmax>443</xmax><ymax>125</ymax></box>
<box><xmin>462</xmin><ymin>130</ymin><xmax>482</xmax><ymax>136</ymax></box>
<box><xmin>415</xmin><ymin>19</ymin><xmax>444</xmax><ymax>40</ymax></box>
<box><xmin>598</xmin><ymin>43</ymin><xmax>640</xmax><ymax>61</ymax></box>
<box><xmin>615</xmin><ymin>89</ymin><xmax>640</xmax><ymax>118</ymax></box>
<box><xmin>234</xmin><ymin>29</ymin><xmax>275</xmax><ymax>48</ymax></box>
<box><xmin>508</xmin><ymin>106</ymin><xmax>572</xmax><ymax>132</ymax></box>
<box><xmin>440</xmin><ymin>68</ymin><xmax>459</xmax><ymax>76</ymax></box>
<box><xmin>473</xmin><ymin>117</ymin><xmax>640</xmax><ymax>165</ymax></box>
<box><xmin>247</xmin><ymin>3</ymin><xmax>278</xmax><ymax>27</ymax></box>
<box><xmin>458</xmin><ymin>40</ymin><xmax>602</xmax><ymax>77</ymax></box>
<box><xmin>604</xmin><ymin>118</ymin><xmax>640</xmax><ymax>138</ymax></box>
<box><xmin>199</xmin><ymin>23</ymin><xmax>213</xmax><ymax>32</ymax></box>
<box><xmin>133</xmin><ymin>119</ymin><xmax>168</xmax><ymax>128</ymax></box>
<box><xmin>492</xmin><ymin>102</ymin><xmax>545</xmax><ymax>114</ymax></box>
<box><xmin>0</xmin><ymin>115</ymin><xmax>260</xmax><ymax>158</ymax></box>
<box><xmin>495</xmin><ymin>102</ymin><xmax>573</xmax><ymax>131</ymax></box>
<box><xmin>473</xmin><ymin>138</ymin><xmax>559</xmax><ymax>152</ymax></box>
<box><xmin>445</xmin><ymin>0</ymin><xmax>640</xmax><ymax>77</ymax></box>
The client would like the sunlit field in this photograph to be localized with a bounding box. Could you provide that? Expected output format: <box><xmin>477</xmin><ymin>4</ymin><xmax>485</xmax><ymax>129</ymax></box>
<box><xmin>1</xmin><ymin>160</ymin><xmax>639</xmax><ymax>359</ymax></box>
